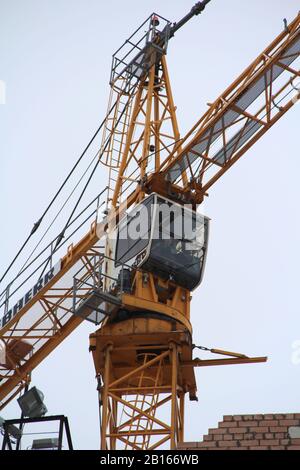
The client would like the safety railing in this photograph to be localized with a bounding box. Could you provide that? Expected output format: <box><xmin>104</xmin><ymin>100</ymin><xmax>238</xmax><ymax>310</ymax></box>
<box><xmin>110</xmin><ymin>13</ymin><xmax>171</xmax><ymax>88</ymax></box>
<box><xmin>0</xmin><ymin>188</ymin><xmax>108</xmax><ymax>320</ymax></box>
<box><xmin>72</xmin><ymin>253</ymin><xmax>138</xmax><ymax>325</ymax></box>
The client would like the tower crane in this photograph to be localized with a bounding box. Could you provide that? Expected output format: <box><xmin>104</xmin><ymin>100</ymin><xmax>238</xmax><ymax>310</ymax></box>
<box><xmin>1</xmin><ymin>1</ymin><xmax>300</xmax><ymax>450</ymax></box>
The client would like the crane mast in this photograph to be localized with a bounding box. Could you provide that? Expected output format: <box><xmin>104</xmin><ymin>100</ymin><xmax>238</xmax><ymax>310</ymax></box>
<box><xmin>1</xmin><ymin>2</ymin><xmax>300</xmax><ymax>450</ymax></box>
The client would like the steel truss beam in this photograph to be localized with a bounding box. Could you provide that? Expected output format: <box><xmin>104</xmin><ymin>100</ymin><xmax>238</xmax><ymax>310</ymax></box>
<box><xmin>148</xmin><ymin>13</ymin><xmax>300</xmax><ymax>202</ymax></box>
<box><xmin>99</xmin><ymin>343</ymin><xmax>184</xmax><ymax>450</ymax></box>
<box><xmin>97</xmin><ymin>338</ymin><xmax>266</xmax><ymax>450</ymax></box>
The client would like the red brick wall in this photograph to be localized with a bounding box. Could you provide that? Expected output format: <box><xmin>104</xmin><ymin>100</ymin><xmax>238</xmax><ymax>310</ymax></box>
<box><xmin>177</xmin><ymin>413</ymin><xmax>300</xmax><ymax>450</ymax></box>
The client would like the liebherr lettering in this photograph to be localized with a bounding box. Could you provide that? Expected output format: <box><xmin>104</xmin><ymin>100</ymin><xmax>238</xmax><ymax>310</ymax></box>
<box><xmin>0</xmin><ymin>262</ymin><xmax>61</xmax><ymax>329</ymax></box>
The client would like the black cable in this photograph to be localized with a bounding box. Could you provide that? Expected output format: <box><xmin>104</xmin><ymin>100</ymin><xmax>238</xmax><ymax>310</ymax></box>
<box><xmin>1</xmin><ymin>72</ymin><xmax>141</xmax><ymax>288</ymax></box>
<box><xmin>0</xmin><ymin>188</ymin><xmax>107</xmax><ymax>306</ymax></box>
<box><xmin>0</xmin><ymin>233</ymin><xmax>35</xmax><ymax>288</ymax></box>
<box><xmin>0</xmin><ymin>0</ymin><xmax>216</xmax><ymax>287</ymax></box>
<box><xmin>55</xmin><ymin>67</ymin><xmax>297</xmax><ymax>270</ymax></box>
<box><xmin>1</xmin><ymin>63</ymin><xmax>198</xmax><ymax>299</ymax></box>
<box><xmin>0</xmin><ymin>0</ymin><xmax>210</xmax><ymax>283</ymax></box>
<box><xmin>0</xmin><ymin>208</ymin><xmax>96</xmax><ymax>310</ymax></box>
<box><xmin>1</xmin><ymin>0</ymin><xmax>212</xmax><ymax>286</ymax></box>
<box><xmin>0</xmin><ymin>98</ymin><xmax>120</xmax><ymax>286</ymax></box>
<box><xmin>0</xmin><ymin>128</ymin><xmax>189</xmax><ymax>308</ymax></box>
<box><xmin>193</xmin><ymin>344</ymin><xmax>211</xmax><ymax>351</ymax></box>
<box><xmin>17</xmin><ymin>150</ymin><xmax>101</xmax><ymax>277</ymax></box>
<box><xmin>38</xmin><ymin>83</ymin><xmax>137</xmax><ymax>279</ymax></box>
<box><xmin>35</xmin><ymin>156</ymin><xmax>101</xmax><ymax>280</ymax></box>
<box><xmin>53</xmin><ymin>157</ymin><xmax>100</xmax><ymax>253</ymax></box>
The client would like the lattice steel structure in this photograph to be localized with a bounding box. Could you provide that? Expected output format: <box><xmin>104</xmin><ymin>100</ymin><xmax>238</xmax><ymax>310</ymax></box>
<box><xmin>1</xmin><ymin>3</ymin><xmax>299</xmax><ymax>450</ymax></box>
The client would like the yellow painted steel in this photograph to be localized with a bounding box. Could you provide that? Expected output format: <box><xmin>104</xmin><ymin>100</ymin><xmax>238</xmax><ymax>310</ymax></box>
<box><xmin>0</xmin><ymin>11</ymin><xmax>299</xmax><ymax>450</ymax></box>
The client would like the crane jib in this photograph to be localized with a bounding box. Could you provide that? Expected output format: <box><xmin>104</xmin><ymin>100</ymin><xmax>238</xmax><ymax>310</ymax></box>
<box><xmin>162</xmin><ymin>22</ymin><xmax>300</xmax><ymax>187</ymax></box>
<box><xmin>0</xmin><ymin>261</ymin><xmax>61</xmax><ymax>329</ymax></box>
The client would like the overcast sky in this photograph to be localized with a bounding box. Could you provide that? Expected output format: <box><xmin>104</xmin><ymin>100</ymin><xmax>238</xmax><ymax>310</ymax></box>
<box><xmin>1</xmin><ymin>0</ymin><xmax>300</xmax><ymax>450</ymax></box>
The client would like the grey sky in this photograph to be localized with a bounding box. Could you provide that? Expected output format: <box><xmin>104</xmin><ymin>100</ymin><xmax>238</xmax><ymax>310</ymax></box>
<box><xmin>1</xmin><ymin>0</ymin><xmax>300</xmax><ymax>449</ymax></box>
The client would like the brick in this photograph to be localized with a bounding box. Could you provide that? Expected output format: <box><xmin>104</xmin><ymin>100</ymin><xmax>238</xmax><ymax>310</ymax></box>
<box><xmin>249</xmin><ymin>446</ymin><xmax>268</xmax><ymax>450</ymax></box>
<box><xmin>260</xmin><ymin>439</ymin><xmax>280</xmax><ymax>446</ymax></box>
<box><xmin>209</xmin><ymin>427</ymin><xmax>227</xmax><ymax>435</ymax></box>
<box><xmin>239</xmin><ymin>420</ymin><xmax>256</xmax><ymax>427</ymax></box>
<box><xmin>253</xmin><ymin>414</ymin><xmax>263</xmax><ymax>420</ymax></box>
<box><xmin>181</xmin><ymin>413</ymin><xmax>300</xmax><ymax>452</ymax></box>
<box><xmin>199</xmin><ymin>448</ymin><xmax>223</xmax><ymax>451</ymax></box>
<box><xmin>234</xmin><ymin>434</ymin><xmax>244</xmax><ymax>440</ymax></box>
<box><xmin>281</xmin><ymin>413</ymin><xmax>297</xmax><ymax>420</ymax></box>
<box><xmin>229</xmin><ymin>427</ymin><xmax>248</xmax><ymax>433</ymax></box>
<box><xmin>219</xmin><ymin>440</ymin><xmax>239</xmax><ymax>448</ymax></box>
<box><xmin>242</xmin><ymin>414</ymin><xmax>255</xmax><ymax>421</ymax></box>
<box><xmin>280</xmin><ymin>439</ymin><xmax>290</xmax><ymax>446</ymax></box>
<box><xmin>228</xmin><ymin>447</ymin><xmax>248</xmax><ymax>450</ymax></box>
<box><xmin>223</xmin><ymin>415</ymin><xmax>234</xmax><ymax>422</ymax></box>
<box><xmin>178</xmin><ymin>441</ymin><xmax>198</xmax><ymax>448</ymax></box>
<box><xmin>233</xmin><ymin>415</ymin><xmax>243</xmax><ymax>422</ymax></box>
<box><xmin>290</xmin><ymin>438</ymin><xmax>300</xmax><ymax>445</ymax></box>
<box><xmin>280</xmin><ymin>419</ymin><xmax>300</xmax><ymax>427</ymax></box>
<box><xmin>259</xmin><ymin>420</ymin><xmax>278</xmax><ymax>426</ymax></box>
<box><xmin>270</xmin><ymin>426</ymin><xmax>288</xmax><ymax>433</ymax></box>
<box><xmin>240</xmin><ymin>440</ymin><xmax>259</xmax><ymax>447</ymax></box>
<box><xmin>219</xmin><ymin>421</ymin><xmax>240</xmax><ymax>428</ymax></box>
<box><xmin>250</xmin><ymin>426</ymin><xmax>269</xmax><ymax>433</ymax></box>
<box><xmin>198</xmin><ymin>441</ymin><xmax>217</xmax><ymax>448</ymax></box>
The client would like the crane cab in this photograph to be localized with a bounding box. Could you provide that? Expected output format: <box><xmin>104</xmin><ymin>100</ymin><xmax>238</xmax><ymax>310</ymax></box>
<box><xmin>112</xmin><ymin>193</ymin><xmax>209</xmax><ymax>291</ymax></box>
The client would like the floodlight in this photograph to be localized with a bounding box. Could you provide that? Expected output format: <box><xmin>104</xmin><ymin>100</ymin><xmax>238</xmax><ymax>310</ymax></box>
<box><xmin>31</xmin><ymin>438</ymin><xmax>59</xmax><ymax>450</ymax></box>
<box><xmin>0</xmin><ymin>415</ymin><xmax>22</xmax><ymax>439</ymax></box>
<box><xmin>17</xmin><ymin>386</ymin><xmax>47</xmax><ymax>418</ymax></box>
